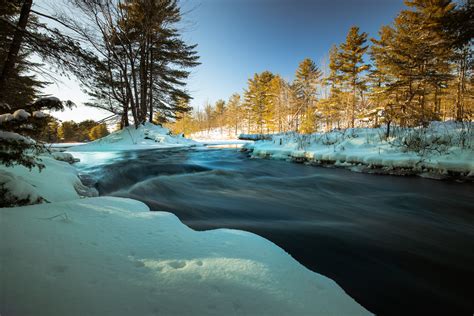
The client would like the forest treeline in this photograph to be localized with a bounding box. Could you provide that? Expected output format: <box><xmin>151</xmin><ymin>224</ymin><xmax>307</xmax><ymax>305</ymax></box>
<box><xmin>38</xmin><ymin>119</ymin><xmax>110</xmax><ymax>143</ymax></box>
<box><xmin>169</xmin><ymin>0</ymin><xmax>472</xmax><ymax>137</ymax></box>
<box><xmin>0</xmin><ymin>0</ymin><xmax>197</xmax><ymax>168</ymax></box>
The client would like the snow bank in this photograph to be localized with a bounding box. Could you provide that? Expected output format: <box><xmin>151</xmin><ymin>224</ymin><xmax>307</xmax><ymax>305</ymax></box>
<box><xmin>0</xmin><ymin>155</ymin><xmax>90</xmax><ymax>203</ymax></box>
<box><xmin>0</xmin><ymin>197</ymin><xmax>370</xmax><ymax>315</ymax></box>
<box><xmin>245</xmin><ymin>122</ymin><xmax>474</xmax><ymax>178</ymax></box>
<box><xmin>0</xmin><ymin>170</ymin><xmax>42</xmax><ymax>206</ymax></box>
<box><xmin>50</xmin><ymin>151</ymin><xmax>80</xmax><ymax>164</ymax></box>
<box><xmin>71</xmin><ymin>122</ymin><xmax>197</xmax><ymax>152</ymax></box>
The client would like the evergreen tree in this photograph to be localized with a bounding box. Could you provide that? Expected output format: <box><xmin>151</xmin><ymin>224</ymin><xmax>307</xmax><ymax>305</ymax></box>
<box><xmin>371</xmin><ymin>0</ymin><xmax>456</xmax><ymax>127</ymax></box>
<box><xmin>338</xmin><ymin>26</ymin><xmax>369</xmax><ymax>128</ymax></box>
<box><xmin>269</xmin><ymin>76</ymin><xmax>290</xmax><ymax>133</ymax></box>
<box><xmin>320</xmin><ymin>45</ymin><xmax>345</xmax><ymax>130</ymax></box>
<box><xmin>214</xmin><ymin>99</ymin><xmax>226</xmax><ymax>134</ymax></box>
<box><xmin>292</xmin><ymin>58</ymin><xmax>321</xmax><ymax>132</ymax></box>
<box><xmin>442</xmin><ymin>0</ymin><xmax>473</xmax><ymax>121</ymax></box>
<box><xmin>226</xmin><ymin>93</ymin><xmax>241</xmax><ymax>135</ymax></box>
<box><xmin>244</xmin><ymin>71</ymin><xmax>275</xmax><ymax>133</ymax></box>
<box><xmin>73</xmin><ymin>0</ymin><xmax>200</xmax><ymax>127</ymax></box>
<box><xmin>88</xmin><ymin>123</ymin><xmax>109</xmax><ymax>141</ymax></box>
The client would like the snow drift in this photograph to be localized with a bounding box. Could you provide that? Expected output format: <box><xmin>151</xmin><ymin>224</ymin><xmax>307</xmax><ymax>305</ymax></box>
<box><xmin>70</xmin><ymin>122</ymin><xmax>197</xmax><ymax>151</ymax></box>
<box><xmin>0</xmin><ymin>155</ymin><xmax>93</xmax><ymax>205</ymax></box>
<box><xmin>1</xmin><ymin>196</ymin><xmax>370</xmax><ymax>315</ymax></box>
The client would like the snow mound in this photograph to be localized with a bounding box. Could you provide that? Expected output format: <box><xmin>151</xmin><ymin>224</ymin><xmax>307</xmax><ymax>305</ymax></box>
<box><xmin>71</xmin><ymin>122</ymin><xmax>198</xmax><ymax>152</ymax></box>
<box><xmin>0</xmin><ymin>156</ymin><xmax>87</xmax><ymax>203</ymax></box>
<box><xmin>0</xmin><ymin>113</ymin><xmax>14</xmax><ymax>124</ymax></box>
<box><xmin>0</xmin><ymin>170</ymin><xmax>42</xmax><ymax>206</ymax></box>
<box><xmin>12</xmin><ymin>109</ymin><xmax>31</xmax><ymax>120</ymax></box>
<box><xmin>0</xmin><ymin>197</ymin><xmax>370</xmax><ymax>315</ymax></box>
<box><xmin>246</xmin><ymin>122</ymin><xmax>474</xmax><ymax>177</ymax></box>
<box><xmin>32</xmin><ymin>110</ymin><xmax>47</xmax><ymax>118</ymax></box>
<box><xmin>50</xmin><ymin>151</ymin><xmax>80</xmax><ymax>164</ymax></box>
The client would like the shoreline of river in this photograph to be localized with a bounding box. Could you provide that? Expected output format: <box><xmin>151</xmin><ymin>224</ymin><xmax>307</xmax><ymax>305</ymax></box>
<box><xmin>242</xmin><ymin>147</ymin><xmax>474</xmax><ymax>182</ymax></box>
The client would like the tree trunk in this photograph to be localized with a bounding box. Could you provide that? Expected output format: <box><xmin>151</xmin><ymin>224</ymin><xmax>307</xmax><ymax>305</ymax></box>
<box><xmin>385</xmin><ymin>120</ymin><xmax>391</xmax><ymax>138</ymax></box>
<box><xmin>455</xmin><ymin>49</ymin><xmax>467</xmax><ymax>122</ymax></box>
<box><xmin>351</xmin><ymin>80</ymin><xmax>356</xmax><ymax>128</ymax></box>
<box><xmin>0</xmin><ymin>0</ymin><xmax>33</xmax><ymax>104</ymax></box>
<box><xmin>148</xmin><ymin>48</ymin><xmax>154</xmax><ymax>122</ymax></box>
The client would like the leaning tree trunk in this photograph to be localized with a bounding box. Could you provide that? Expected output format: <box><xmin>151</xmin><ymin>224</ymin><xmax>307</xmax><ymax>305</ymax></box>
<box><xmin>0</xmin><ymin>0</ymin><xmax>33</xmax><ymax>107</ymax></box>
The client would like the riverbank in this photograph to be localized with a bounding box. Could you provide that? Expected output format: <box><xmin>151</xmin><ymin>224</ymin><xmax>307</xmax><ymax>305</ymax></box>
<box><xmin>0</xmin><ymin>147</ymin><xmax>370</xmax><ymax>315</ymax></box>
<box><xmin>69</xmin><ymin>122</ymin><xmax>198</xmax><ymax>152</ymax></box>
<box><xmin>243</xmin><ymin>122</ymin><xmax>473</xmax><ymax>181</ymax></box>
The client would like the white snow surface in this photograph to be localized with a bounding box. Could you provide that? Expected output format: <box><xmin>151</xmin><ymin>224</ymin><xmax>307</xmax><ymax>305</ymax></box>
<box><xmin>32</xmin><ymin>110</ymin><xmax>47</xmax><ymax>118</ymax></box>
<box><xmin>190</xmin><ymin>127</ymin><xmax>244</xmax><ymax>142</ymax></box>
<box><xmin>0</xmin><ymin>113</ymin><xmax>14</xmax><ymax>124</ymax></box>
<box><xmin>50</xmin><ymin>151</ymin><xmax>80</xmax><ymax>164</ymax></box>
<box><xmin>70</xmin><ymin>122</ymin><xmax>197</xmax><ymax>152</ymax></box>
<box><xmin>1</xmin><ymin>197</ymin><xmax>369</xmax><ymax>316</ymax></box>
<box><xmin>246</xmin><ymin>122</ymin><xmax>474</xmax><ymax>176</ymax></box>
<box><xmin>0</xmin><ymin>156</ymin><xmax>83</xmax><ymax>202</ymax></box>
<box><xmin>0</xmin><ymin>170</ymin><xmax>42</xmax><ymax>205</ymax></box>
<box><xmin>48</xmin><ymin>142</ymin><xmax>86</xmax><ymax>148</ymax></box>
<box><xmin>0</xmin><ymin>130</ymin><xmax>35</xmax><ymax>144</ymax></box>
<box><xmin>12</xmin><ymin>109</ymin><xmax>31</xmax><ymax>120</ymax></box>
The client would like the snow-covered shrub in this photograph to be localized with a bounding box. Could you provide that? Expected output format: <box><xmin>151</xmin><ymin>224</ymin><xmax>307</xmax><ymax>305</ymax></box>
<box><xmin>390</xmin><ymin>121</ymin><xmax>473</xmax><ymax>155</ymax></box>
<box><xmin>0</xmin><ymin>170</ymin><xmax>43</xmax><ymax>207</ymax></box>
<box><xmin>0</xmin><ymin>130</ymin><xmax>45</xmax><ymax>170</ymax></box>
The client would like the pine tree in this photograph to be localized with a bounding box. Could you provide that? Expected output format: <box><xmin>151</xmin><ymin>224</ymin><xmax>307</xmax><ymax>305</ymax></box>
<box><xmin>0</xmin><ymin>0</ymin><xmax>94</xmax><ymax>169</ymax></box>
<box><xmin>442</xmin><ymin>0</ymin><xmax>473</xmax><ymax>121</ymax></box>
<box><xmin>268</xmin><ymin>76</ymin><xmax>290</xmax><ymax>133</ymax></box>
<box><xmin>72</xmin><ymin>0</ymin><xmax>199</xmax><ymax>127</ymax></box>
<box><xmin>226</xmin><ymin>93</ymin><xmax>241</xmax><ymax>135</ymax></box>
<box><xmin>338</xmin><ymin>26</ymin><xmax>369</xmax><ymax>128</ymax></box>
<box><xmin>292</xmin><ymin>58</ymin><xmax>321</xmax><ymax>132</ymax></box>
<box><xmin>320</xmin><ymin>45</ymin><xmax>345</xmax><ymax>130</ymax></box>
<box><xmin>371</xmin><ymin>0</ymin><xmax>457</xmax><ymax>127</ymax></box>
<box><xmin>89</xmin><ymin>123</ymin><xmax>109</xmax><ymax>141</ymax></box>
<box><xmin>244</xmin><ymin>71</ymin><xmax>275</xmax><ymax>133</ymax></box>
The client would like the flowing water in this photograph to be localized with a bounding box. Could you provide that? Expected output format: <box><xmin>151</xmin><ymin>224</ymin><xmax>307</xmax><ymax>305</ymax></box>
<box><xmin>74</xmin><ymin>146</ymin><xmax>474</xmax><ymax>315</ymax></box>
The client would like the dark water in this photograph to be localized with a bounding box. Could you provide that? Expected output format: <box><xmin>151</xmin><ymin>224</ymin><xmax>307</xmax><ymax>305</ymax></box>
<box><xmin>74</xmin><ymin>147</ymin><xmax>474</xmax><ymax>315</ymax></box>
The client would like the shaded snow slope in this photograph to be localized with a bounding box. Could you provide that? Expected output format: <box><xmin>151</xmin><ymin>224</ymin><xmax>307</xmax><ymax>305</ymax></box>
<box><xmin>0</xmin><ymin>197</ymin><xmax>370</xmax><ymax>316</ymax></box>
<box><xmin>0</xmin><ymin>156</ymin><xmax>87</xmax><ymax>203</ymax></box>
<box><xmin>245</xmin><ymin>122</ymin><xmax>473</xmax><ymax>178</ymax></box>
<box><xmin>70</xmin><ymin>122</ymin><xmax>197</xmax><ymax>152</ymax></box>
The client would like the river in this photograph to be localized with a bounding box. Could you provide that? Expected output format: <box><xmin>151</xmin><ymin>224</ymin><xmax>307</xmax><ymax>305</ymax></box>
<box><xmin>73</xmin><ymin>146</ymin><xmax>474</xmax><ymax>315</ymax></box>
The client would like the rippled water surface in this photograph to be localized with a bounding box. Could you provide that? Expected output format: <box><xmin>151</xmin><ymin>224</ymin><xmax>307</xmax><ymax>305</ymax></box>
<box><xmin>73</xmin><ymin>147</ymin><xmax>474</xmax><ymax>315</ymax></box>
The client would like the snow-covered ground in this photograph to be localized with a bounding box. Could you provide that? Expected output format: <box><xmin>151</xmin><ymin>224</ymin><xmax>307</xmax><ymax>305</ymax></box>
<box><xmin>0</xmin><ymin>155</ymin><xmax>94</xmax><ymax>205</ymax></box>
<box><xmin>190</xmin><ymin>127</ymin><xmax>250</xmax><ymax>142</ymax></box>
<box><xmin>1</xmin><ymin>196</ymin><xmax>369</xmax><ymax>315</ymax></box>
<box><xmin>70</xmin><ymin>122</ymin><xmax>197</xmax><ymax>152</ymax></box>
<box><xmin>1</xmin><ymin>131</ymin><xmax>370</xmax><ymax>315</ymax></box>
<box><xmin>48</xmin><ymin>142</ymin><xmax>85</xmax><ymax>148</ymax></box>
<box><xmin>245</xmin><ymin>122</ymin><xmax>474</xmax><ymax>179</ymax></box>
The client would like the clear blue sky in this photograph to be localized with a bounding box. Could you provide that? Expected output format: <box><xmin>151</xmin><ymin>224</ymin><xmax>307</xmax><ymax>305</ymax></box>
<box><xmin>45</xmin><ymin>0</ymin><xmax>405</xmax><ymax>122</ymax></box>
